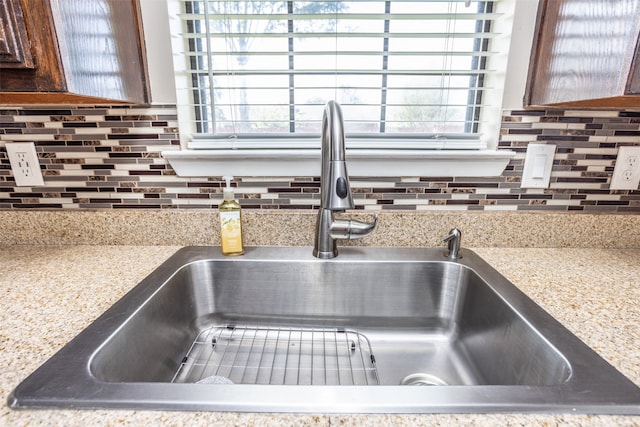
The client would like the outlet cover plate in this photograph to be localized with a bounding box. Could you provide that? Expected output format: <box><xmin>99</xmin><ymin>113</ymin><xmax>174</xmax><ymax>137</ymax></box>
<box><xmin>610</xmin><ymin>146</ymin><xmax>640</xmax><ymax>190</ymax></box>
<box><xmin>6</xmin><ymin>142</ymin><xmax>45</xmax><ymax>187</ymax></box>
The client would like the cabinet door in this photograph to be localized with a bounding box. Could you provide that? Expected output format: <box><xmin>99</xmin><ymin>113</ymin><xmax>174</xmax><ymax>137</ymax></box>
<box><xmin>628</xmin><ymin>41</ymin><xmax>640</xmax><ymax>95</ymax></box>
<box><xmin>0</xmin><ymin>0</ymin><xmax>149</xmax><ymax>103</ymax></box>
<box><xmin>53</xmin><ymin>0</ymin><xmax>149</xmax><ymax>102</ymax></box>
<box><xmin>0</xmin><ymin>0</ymin><xmax>34</xmax><ymax>69</ymax></box>
<box><xmin>526</xmin><ymin>0</ymin><xmax>640</xmax><ymax>107</ymax></box>
<box><xmin>0</xmin><ymin>0</ymin><xmax>66</xmax><ymax>92</ymax></box>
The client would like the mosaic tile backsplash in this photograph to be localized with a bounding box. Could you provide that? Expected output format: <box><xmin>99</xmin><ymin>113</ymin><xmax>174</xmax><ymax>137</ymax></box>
<box><xmin>0</xmin><ymin>105</ymin><xmax>639</xmax><ymax>212</ymax></box>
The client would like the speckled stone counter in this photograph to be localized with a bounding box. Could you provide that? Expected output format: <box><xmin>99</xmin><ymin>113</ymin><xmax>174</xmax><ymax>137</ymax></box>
<box><xmin>2</xmin><ymin>210</ymin><xmax>640</xmax><ymax>248</ymax></box>
<box><xmin>1</xmin><ymin>245</ymin><xmax>639</xmax><ymax>426</ymax></box>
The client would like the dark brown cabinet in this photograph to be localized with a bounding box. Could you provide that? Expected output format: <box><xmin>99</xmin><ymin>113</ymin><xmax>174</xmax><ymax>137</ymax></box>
<box><xmin>0</xmin><ymin>0</ymin><xmax>34</xmax><ymax>70</ymax></box>
<box><xmin>0</xmin><ymin>0</ymin><xmax>149</xmax><ymax>104</ymax></box>
<box><xmin>526</xmin><ymin>0</ymin><xmax>640</xmax><ymax>108</ymax></box>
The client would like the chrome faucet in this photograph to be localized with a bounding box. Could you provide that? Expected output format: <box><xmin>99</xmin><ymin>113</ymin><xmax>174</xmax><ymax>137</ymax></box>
<box><xmin>313</xmin><ymin>101</ymin><xmax>377</xmax><ymax>259</ymax></box>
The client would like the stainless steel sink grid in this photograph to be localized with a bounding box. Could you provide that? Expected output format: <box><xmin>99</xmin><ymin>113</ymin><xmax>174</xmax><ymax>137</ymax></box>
<box><xmin>8</xmin><ymin>246</ymin><xmax>640</xmax><ymax>414</ymax></box>
<box><xmin>171</xmin><ymin>325</ymin><xmax>379</xmax><ymax>386</ymax></box>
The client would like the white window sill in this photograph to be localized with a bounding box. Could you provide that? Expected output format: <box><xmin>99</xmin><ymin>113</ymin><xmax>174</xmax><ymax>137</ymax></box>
<box><xmin>162</xmin><ymin>149</ymin><xmax>516</xmax><ymax>177</ymax></box>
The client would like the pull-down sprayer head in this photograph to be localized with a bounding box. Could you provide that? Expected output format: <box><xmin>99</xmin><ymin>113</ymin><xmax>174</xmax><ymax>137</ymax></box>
<box><xmin>321</xmin><ymin>100</ymin><xmax>354</xmax><ymax>212</ymax></box>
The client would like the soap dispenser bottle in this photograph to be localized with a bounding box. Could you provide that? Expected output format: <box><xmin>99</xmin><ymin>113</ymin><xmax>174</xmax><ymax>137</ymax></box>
<box><xmin>219</xmin><ymin>175</ymin><xmax>244</xmax><ymax>256</ymax></box>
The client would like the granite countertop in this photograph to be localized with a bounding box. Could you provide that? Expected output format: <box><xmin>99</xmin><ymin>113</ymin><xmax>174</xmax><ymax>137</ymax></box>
<box><xmin>1</xmin><ymin>245</ymin><xmax>639</xmax><ymax>426</ymax></box>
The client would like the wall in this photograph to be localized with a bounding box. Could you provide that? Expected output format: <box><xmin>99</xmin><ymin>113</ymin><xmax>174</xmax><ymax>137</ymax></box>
<box><xmin>0</xmin><ymin>105</ymin><xmax>639</xmax><ymax>213</ymax></box>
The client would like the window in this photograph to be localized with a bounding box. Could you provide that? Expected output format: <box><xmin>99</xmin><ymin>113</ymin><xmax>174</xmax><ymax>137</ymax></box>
<box><xmin>155</xmin><ymin>0</ymin><xmax>533</xmax><ymax>176</ymax></box>
<box><xmin>174</xmin><ymin>0</ymin><xmax>501</xmax><ymax>149</ymax></box>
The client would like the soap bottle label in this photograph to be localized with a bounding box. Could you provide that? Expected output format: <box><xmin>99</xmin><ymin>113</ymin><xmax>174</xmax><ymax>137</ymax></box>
<box><xmin>220</xmin><ymin>211</ymin><xmax>243</xmax><ymax>254</ymax></box>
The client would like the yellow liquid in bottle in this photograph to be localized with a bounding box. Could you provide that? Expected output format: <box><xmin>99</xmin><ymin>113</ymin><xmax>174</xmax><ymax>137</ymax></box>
<box><xmin>219</xmin><ymin>199</ymin><xmax>244</xmax><ymax>256</ymax></box>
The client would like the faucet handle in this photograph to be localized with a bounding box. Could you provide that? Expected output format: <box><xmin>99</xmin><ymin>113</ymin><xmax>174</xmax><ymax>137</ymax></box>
<box><xmin>442</xmin><ymin>228</ymin><xmax>462</xmax><ymax>260</ymax></box>
<box><xmin>348</xmin><ymin>214</ymin><xmax>378</xmax><ymax>238</ymax></box>
<box><xmin>329</xmin><ymin>214</ymin><xmax>378</xmax><ymax>240</ymax></box>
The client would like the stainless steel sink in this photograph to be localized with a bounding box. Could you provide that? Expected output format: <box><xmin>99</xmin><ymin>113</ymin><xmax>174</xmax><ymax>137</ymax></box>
<box><xmin>9</xmin><ymin>246</ymin><xmax>640</xmax><ymax>413</ymax></box>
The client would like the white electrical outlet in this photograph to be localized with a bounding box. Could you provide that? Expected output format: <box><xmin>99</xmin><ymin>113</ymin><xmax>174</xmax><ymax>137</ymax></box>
<box><xmin>610</xmin><ymin>146</ymin><xmax>640</xmax><ymax>190</ymax></box>
<box><xmin>6</xmin><ymin>142</ymin><xmax>45</xmax><ymax>187</ymax></box>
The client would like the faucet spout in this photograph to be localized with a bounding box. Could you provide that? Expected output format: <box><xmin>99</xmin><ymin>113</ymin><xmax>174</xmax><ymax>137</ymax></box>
<box><xmin>313</xmin><ymin>101</ymin><xmax>377</xmax><ymax>259</ymax></box>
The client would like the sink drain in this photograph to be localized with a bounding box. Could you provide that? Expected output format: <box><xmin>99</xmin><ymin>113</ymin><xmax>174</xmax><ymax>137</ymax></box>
<box><xmin>400</xmin><ymin>373</ymin><xmax>448</xmax><ymax>386</ymax></box>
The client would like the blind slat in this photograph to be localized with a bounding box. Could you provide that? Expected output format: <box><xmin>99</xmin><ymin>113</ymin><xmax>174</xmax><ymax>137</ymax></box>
<box><xmin>188</xmin><ymin>70</ymin><xmax>494</xmax><ymax>75</ymax></box>
<box><xmin>183</xmin><ymin>50</ymin><xmax>499</xmax><ymax>57</ymax></box>
<box><xmin>180</xmin><ymin>12</ymin><xmax>501</xmax><ymax>20</ymax></box>
<box><xmin>181</xmin><ymin>32</ymin><xmax>499</xmax><ymax>39</ymax></box>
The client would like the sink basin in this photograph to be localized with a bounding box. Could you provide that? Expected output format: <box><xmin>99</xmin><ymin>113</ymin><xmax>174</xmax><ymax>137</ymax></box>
<box><xmin>9</xmin><ymin>246</ymin><xmax>640</xmax><ymax>413</ymax></box>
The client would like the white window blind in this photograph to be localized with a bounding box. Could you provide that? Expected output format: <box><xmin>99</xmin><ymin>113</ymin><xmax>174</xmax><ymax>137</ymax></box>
<box><xmin>174</xmin><ymin>0</ymin><xmax>501</xmax><ymax>149</ymax></box>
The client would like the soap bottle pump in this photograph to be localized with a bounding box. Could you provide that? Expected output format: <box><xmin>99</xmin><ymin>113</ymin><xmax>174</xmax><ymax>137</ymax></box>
<box><xmin>219</xmin><ymin>175</ymin><xmax>244</xmax><ymax>256</ymax></box>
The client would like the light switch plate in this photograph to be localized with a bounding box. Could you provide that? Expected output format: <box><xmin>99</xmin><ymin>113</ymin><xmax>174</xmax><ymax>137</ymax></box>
<box><xmin>610</xmin><ymin>146</ymin><xmax>640</xmax><ymax>190</ymax></box>
<box><xmin>521</xmin><ymin>144</ymin><xmax>556</xmax><ymax>189</ymax></box>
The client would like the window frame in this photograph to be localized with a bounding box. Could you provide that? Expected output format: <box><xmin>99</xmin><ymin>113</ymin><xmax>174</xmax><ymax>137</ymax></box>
<box><xmin>140</xmin><ymin>0</ymin><xmax>540</xmax><ymax>177</ymax></box>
